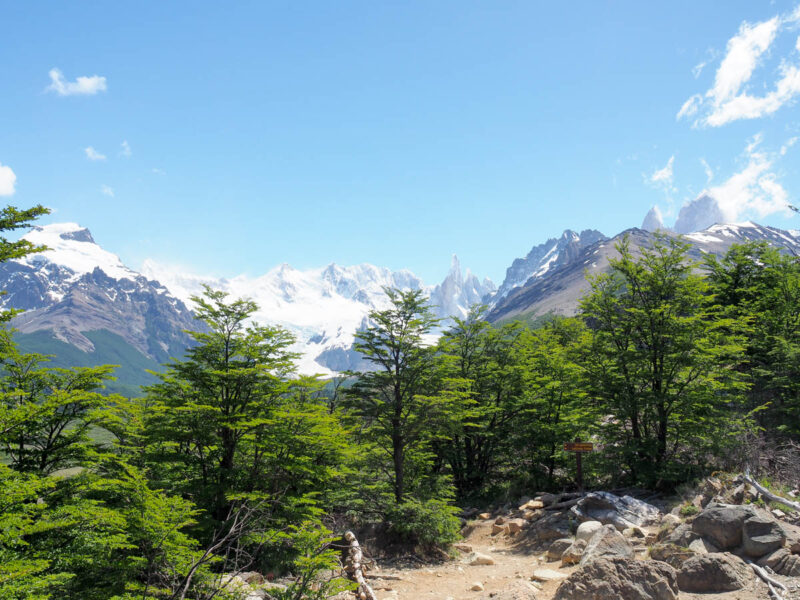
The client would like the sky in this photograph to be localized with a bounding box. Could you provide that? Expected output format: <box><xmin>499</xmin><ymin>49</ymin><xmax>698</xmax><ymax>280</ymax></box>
<box><xmin>1</xmin><ymin>1</ymin><xmax>800</xmax><ymax>285</ymax></box>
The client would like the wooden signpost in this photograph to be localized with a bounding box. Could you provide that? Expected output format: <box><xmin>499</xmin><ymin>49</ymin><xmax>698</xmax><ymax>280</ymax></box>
<box><xmin>564</xmin><ymin>441</ymin><xmax>594</xmax><ymax>491</ymax></box>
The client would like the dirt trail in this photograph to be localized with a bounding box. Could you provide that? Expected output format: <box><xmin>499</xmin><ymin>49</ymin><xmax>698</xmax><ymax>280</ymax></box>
<box><xmin>363</xmin><ymin>518</ymin><xmax>778</xmax><ymax>600</ymax></box>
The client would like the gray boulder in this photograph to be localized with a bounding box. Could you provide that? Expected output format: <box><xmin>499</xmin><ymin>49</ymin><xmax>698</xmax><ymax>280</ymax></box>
<box><xmin>580</xmin><ymin>524</ymin><xmax>634</xmax><ymax>565</ymax></box>
<box><xmin>576</xmin><ymin>520</ymin><xmax>603</xmax><ymax>542</ymax></box>
<box><xmin>561</xmin><ymin>538</ymin><xmax>587</xmax><ymax>566</ymax></box>
<box><xmin>742</xmin><ymin>515</ymin><xmax>786</xmax><ymax>557</ymax></box>
<box><xmin>546</xmin><ymin>538</ymin><xmax>574</xmax><ymax>561</ymax></box>
<box><xmin>526</xmin><ymin>512</ymin><xmax>572</xmax><ymax>546</ymax></box>
<box><xmin>554</xmin><ymin>557</ymin><xmax>678</xmax><ymax>600</ymax></box>
<box><xmin>691</xmin><ymin>503</ymin><xmax>756</xmax><ymax>550</ymax></box>
<box><xmin>661</xmin><ymin>523</ymin><xmax>698</xmax><ymax>547</ymax></box>
<box><xmin>649</xmin><ymin>544</ymin><xmax>697</xmax><ymax>569</ymax></box>
<box><xmin>676</xmin><ymin>554</ymin><xmax>751</xmax><ymax>593</ymax></box>
<box><xmin>758</xmin><ymin>548</ymin><xmax>800</xmax><ymax>576</ymax></box>
<box><xmin>571</xmin><ymin>492</ymin><xmax>661</xmax><ymax>531</ymax></box>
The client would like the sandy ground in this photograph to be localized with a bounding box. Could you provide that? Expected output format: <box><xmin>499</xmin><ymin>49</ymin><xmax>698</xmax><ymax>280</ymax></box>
<box><xmin>361</xmin><ymin>518</ymin><xmax>790</xmax><ymax>600</ymax></box>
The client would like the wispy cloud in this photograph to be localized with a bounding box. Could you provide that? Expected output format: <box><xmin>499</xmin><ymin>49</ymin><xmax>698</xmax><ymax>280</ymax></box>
<box><xmin>700</xmin><ymin>158</ymin><xmax>714</xmax><ymax>183</ymax></box>
<box><xmin>648</xmin><ymin>155</ymin><xmax>675</xmax><ymax>187</ymax></box>
<box><xmin>705</xmin><ymin>134</ymin><xmax>791</xmax><ymax>221</ymax></box>
<box><xmin>101</xmin><ymin>185</ymin><xmax>115</xmax><ymax>197</ymax></box>
<box><xmin>46</xmin><ymin>68</ymin><xmax>107</xmax><ymax>96</ymax></box>
<box><xmin>85</xmin><ymin>146</ymin><xmax>107</xmax><ymax>161</ymax></box>
<box><xmin>0</xmin><ymin>162</ymin><xmax>17</xmax><ymax>196</ymax></box>
<box><xmin>151</xmin><ymin>168</ymin><xmax>166</xmax><ymax>175</ymax></box>
<box><xmin>120</xmin><ymin>140</ymin><xmax>131</xmax><ymax>158</ymax></box>
<box><xmin>678</xmin><ymin>6</ymin><xmax>800</xmax><ymax>127</ymax></box>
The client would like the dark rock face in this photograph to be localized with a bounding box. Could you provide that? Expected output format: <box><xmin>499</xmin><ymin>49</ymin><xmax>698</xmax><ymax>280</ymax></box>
<box><xmin>758</xmin><ymin>548</ymin><xmax>800</xmax><ymax>576</ymax></box>
<box><xmin>676</xmin><ymin>554</ymin><xmax>751</xmax><ymax>593</ymax></box>
<box><xmin>691</xmin><ymin>504</ymin><xmax>756</xmax><ymax>550</ymax></box>
<box><xmin>554</xmin><ymin>557</ymin><xmax>678</xmax><ymax>600</ymax></box>
<box><xmin>742</xmin><ymin>515</ymin><xmax>786</xmax><ymax>557</ymax></box>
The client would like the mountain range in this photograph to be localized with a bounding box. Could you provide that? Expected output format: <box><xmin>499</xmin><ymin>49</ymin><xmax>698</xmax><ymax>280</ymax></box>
<box><xmin>2</xmin><ymin>217</ymin><xmax>799</xmax><ymax>391</ymax></box>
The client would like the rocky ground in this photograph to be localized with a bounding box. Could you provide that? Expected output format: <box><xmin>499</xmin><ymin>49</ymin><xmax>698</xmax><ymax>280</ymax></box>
<box><xmin>360</xmin><ymin>477</ymin><xmax>800</xmax><ymax>600</ymax></box>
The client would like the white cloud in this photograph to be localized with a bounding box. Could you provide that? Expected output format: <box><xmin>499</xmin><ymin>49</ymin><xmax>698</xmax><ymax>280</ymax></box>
<box><xmin>781</xmin><ymin>136</ymin><xmax>798</xmax><ymax>155</ymax></box>
<box><xmin>704</xmin><ymin>135</ymin><xmax>791</xmax><ymax>221</ymax></box>
<box><xmin>700</xmin><ymin>158</ymin><xmax>714</xmax><ymax>182</ymax></box>
<box><xmin>678</xmin><ymin>8</ymin><xmax>800</xmax><ymax>127</ymax></box>
<box><xmin>101</xmin><ymin>185</ymin><xmax>114</xmax><ymax>197</ymax></box>
<box><xmin>85</xmin><ymin>146</ymin><xmax>106</xmax><ymax>161</ymax></box>
<box><xmin>0</xmin><ymin>162</ymin><xmax>17</xmax><ymax>196</ymax></box>
<box><xmin>120</xmin><ymin>140</ymin><xmax>131</xmax><ymax>158</ymax></box>
<box><xmin>648</xmin><ymin>155</ymin><xmax>675</xmax><ymax>186</ymax></box>
<box><xmin>46</xmin><ymin>68</ymin><xmax>107</xmax><ymax>96</ymax></box>
<box><xmin>151</xmin><ymin>168</ymin><xmax>165</xmax><ymax>175</ymax></box>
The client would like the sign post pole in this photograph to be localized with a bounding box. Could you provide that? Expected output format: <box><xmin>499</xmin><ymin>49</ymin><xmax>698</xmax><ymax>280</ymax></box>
<box><xmin>563</xmin><ymin>440</ymin><xmax>593</xmax><ymax>492</ymax></box>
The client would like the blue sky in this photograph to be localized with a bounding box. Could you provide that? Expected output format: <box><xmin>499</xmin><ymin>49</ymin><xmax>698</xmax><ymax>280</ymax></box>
<box><xmin>1</xmin><ymin>1</ymin><xmax>800</xmax><ymax>284</ymax></box>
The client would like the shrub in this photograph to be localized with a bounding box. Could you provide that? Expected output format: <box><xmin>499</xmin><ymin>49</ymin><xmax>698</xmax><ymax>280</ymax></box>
<box><xmin>386</xmin><ymin>498</ymin><xmax>461</xmax><ymax>550</ymax></box>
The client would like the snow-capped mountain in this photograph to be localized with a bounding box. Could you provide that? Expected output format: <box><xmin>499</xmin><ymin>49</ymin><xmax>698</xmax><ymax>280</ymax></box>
<box><xmin>487</xmin><ymin>221</ymin><xmax>800</xmax><ymax>324</ymax></box>
<box><xmin>1</xmin><ymin>223</ymin><xmax>196</xmax><ymax>360</ymax></box>
<box><xmin>0</xmin><ymin>222</ymin><xmax>495</xmax><ymax>377</ymax></box>
<box><xmin>142</xmin><ymin>253</ymin><xmax>496</xmax><ymax>374</ymax></box>
<box><xmin>493</xmin><ymin>229</ymin><xmax>607</xmax><ymax>302</ymax></box>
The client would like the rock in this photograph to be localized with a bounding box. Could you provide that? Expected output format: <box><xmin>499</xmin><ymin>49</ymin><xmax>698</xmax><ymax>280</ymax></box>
<box><xmin>741</xmin><ymin>515</ymin><xmax>786</xmax><ymax>557</ymax></box>
<box><xmin>676</xmin><ymin>554</ymin><xmax>751</xmax><ymax>593</ymax></box>
<box><xmin>688</xmin><ymin>537</ymin><xmax>719</xmax><ymax>554</ymax></box>
<box><xmin>623</xmin><ymin>526</ymin><xmax>645</xmax><ymax>538</ymax></box>
<box><xmin>561</xmin><ymin>539</ymin><xmax>587</xmax><ymax>566</ymax></box>
<box><xmin>471</xmin><ymin>582</ymin><xmax>484</xmax><ymax>591</ymax></box>
<box><xmin>478</xmin><ymin>512</ymin><xmax>492</xmax><ymax>520</ymax></box>
<box><xmin>540</xmin><ymin>493</ymin><xmax>558</xmax><ymax>506</ymax></box>
<box><xmin>571</xmin><ymin>492</ymin><xmax>661</xmax><ymax>531</ymax></box>
<box><xmin>492</xmin><ymin>523</ymin><xmax>506</xmax><ymax>535</ymax></box>
<box><xmin>758</xmin><ymin>548</ymin><xmax>800</xmax><ymax>576</ymax></box>
<box><xmin>506</xmin><ymin>518</ymin><xmax>527</xmax><ymax>535</ymax></box>
<box><xmin>580</xmin><ymin>524</ymin><xmax>634</xmax><ymax>565</ymax></box>
<box><xmin>553</xmin><ymin>557</ymin><xmax>678</xmax><ymax>600</ymax></box>
<box><xmin>531</xmin><ymin>568</ymin><xmax>567</xmax><ymax>582</ymax></box>
<box><xmin>783</xmin><ymin>522</ymin><xmax>800</xmax><ymax>553</ymax></box>
<box><xmin>691</xmin><ymin>503</ymin><xmax>756</xmax><ymax>550</ymax></box>
<box><xmin>576</xmin><ymin>520</ymin><xmax>603</xmax><ymax>542</ymax></box>
<box><xmin>454</xmin><ymin>543</ymin><xmax>473</xmax><ymax>553</ymax></box>
<box><xmin>495</xmin><ymin>516</ymin><xmax>507</xmax><ymax>525</ymax></box>
<box><xmin>546</xmin><ymin>538</ymin><xmax>573</xmax><ymax>561</ymax></box>
<box><xmin>480</xmin><ymin>580</ymin><xmax>538</xmax><ymax>600</ymax></box>
<box><xmin>649</xmin><ymin>544</ymin><xmax>696</xmax><ymax>569</ymax></box>
<box><xmin>520</xmin><ymin>499</ymin><xmax>544</xmax><ymax>511</ymax></box>
<box><xmin>661</xmin><ymin>523</ymin><xmax>698</xmax><ymax>547</ymax></box>
<box><xmin>467</xmin><ymin>552</ymin><xmax>495</xmax><ymax>566</ymax></box>
<box><xmin>522</xmin><ymin>509</ymin><xmax>543</xmax><ymax>521</ymax></box>
<box><xmin>660</xmin><ymin>514</ymin><xmax>681</xmax><ymax>528</ymax></box>
<box><xmin>239</xmin><ymin>571</ymin><xmax>265</xmax><ymax>585</ymax></box>
<box><xmin>525</xmin><ymin>513</ymin><xmax>572</xmax><ymax>545</ymax></box>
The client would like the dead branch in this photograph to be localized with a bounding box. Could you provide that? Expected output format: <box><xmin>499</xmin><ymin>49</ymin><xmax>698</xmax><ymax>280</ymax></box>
<box><xmin>748</xmin><ymin>559</ymin><xmax>787</xmax><ymax>600</ymax></box>
<box><xmin>744</xmin><ymin>469</ymin><xmax>800</xmax><ymax>512</ymax></box>
<box><xmin>344</xmin><ymin>531</ymin><xmax>377</xmax><ymax>600</ymax></box>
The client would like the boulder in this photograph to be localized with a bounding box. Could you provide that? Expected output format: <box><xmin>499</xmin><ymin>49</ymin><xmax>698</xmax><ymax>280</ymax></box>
<box><xmin>571</xmin><ymin>492</ymin><xmax>661</xmax><ymax>531</ymax></box>
<box><xmin>661</xmin><ymin>523</ymin><xmax>698</xmax><ymax>547</ymax></box>
<box><xmin>525</xmin><ymin>513</ymin><xmax>571</xmax><ymax>545</ymax></box>
<box><xmin>480</xmin><ymin>580</ymin><xmax>538</xmax><ymax>600</ymax></box>
<box><xmin>660</xmin><ymin>513</ymin><xmax>681</xmax><ymax>528</ymax></box>
<box><xmin>580</xmin><ymin>524</ymin><xmax>634</xmax><ymax>565</ymax></box>
<box><xmin>741</xmin><ymin>515</ymin><xmax>785</xmax><ymax>558</ymax></box>
<box><xmin>676</xmin><ymin>554</ymin><xmax>751</xmax><ymax>593</ymax></box>
<box><xmin>649</xmin><ymin>544</ymin><xmax>697</xmax><ymax>569</ymax></box>
<box><xmin>783</xmin><ymin>522</ymin><xmax>800</xmax><ymax>553</ymax></box>
<box><xmin>691</xmin><ymin>503</ymin><xmax>756</xmax><ymax>550</ymax></box>
<box><xmin>522</xmin><ymin>509</ymin><xmax>543</xmax><ymax>521</ymax></box>
<box><xmin>561</xmin><ymin>539</ymin><xmax>587</xmax><ymax>566</ymax></box>
<box><xmin>576</xmin><ymin>520</ymin><xmax>603</xmax><ymax>542</ymax></box>
<box><xmin>492</xmin><ymin>523</ymin><xmax>506</xmax><ymax>535</ymax></box>
<box><xmin>520</xmin><ymin>499</ymin><xmax>544</xmax><ymax>511</ymax></box>
<box><xmin>758</xmin><ymin>548</ymin><xmax>800</xmax><ymax>577</ymax></box>
<box><xmin>546</xmin><ymin>538</ymin><xmax>573</xmax><ymax>561</ymax></box>
<box><xmin>688</xmin><ymin>537</ymin><xmax>719</xmax><ymax>554</ymax></box>
<box><xmin>553</xmin><ymin>557</ymin><xmax>678</xmax><ymax>600</ymax></box>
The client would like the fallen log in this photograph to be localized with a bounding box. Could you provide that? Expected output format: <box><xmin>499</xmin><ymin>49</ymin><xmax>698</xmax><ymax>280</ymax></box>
<box><xmin>743</xmin><ymin>470</ymin><xmax>800</xmax><ymax>512</ymax></box>
<box><xmin>344</xmin><ymin>531</ymin><xmax>377</xmax><ymax>600</ymax></box>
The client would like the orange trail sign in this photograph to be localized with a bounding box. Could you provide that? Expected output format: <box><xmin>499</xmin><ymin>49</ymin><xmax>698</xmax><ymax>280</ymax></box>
<box><xmin>564</xmin><ymin>441</ymin><xmax>594</xmax><ymax>490</ymax></box>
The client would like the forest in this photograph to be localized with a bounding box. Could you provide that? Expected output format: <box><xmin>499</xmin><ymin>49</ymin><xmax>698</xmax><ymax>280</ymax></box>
<box><xmin>2</xmin><ymin>204</ymin><xmax>799</xmax><ymax>599</ymax></box>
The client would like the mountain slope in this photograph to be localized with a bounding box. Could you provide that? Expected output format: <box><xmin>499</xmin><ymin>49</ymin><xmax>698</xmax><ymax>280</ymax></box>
<box><xmin>488</xmin><ymin>222</ymin><xmax>800</xmax><ymax>324</ymax></box>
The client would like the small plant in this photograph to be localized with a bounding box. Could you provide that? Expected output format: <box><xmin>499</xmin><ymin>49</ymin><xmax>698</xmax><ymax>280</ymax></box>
<box><xmin>387</xmin><ymin>498</ymin><xmax>461</xmax><ymax>550</ymax></box>
<box><xmin>679</xmin><ymin>504</ymin><xmax>699</xmax><ymax>517</ymax></box>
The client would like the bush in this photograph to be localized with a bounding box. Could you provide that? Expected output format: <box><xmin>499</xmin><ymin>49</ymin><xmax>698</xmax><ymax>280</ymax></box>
<box><xmin>386</xmin><ymin>498</ymin><xmax>461</xmax><ymax>550</ymax></box>
<box><xmin>679</xmin><ymin>503</ymin><xmax>699</xmax><ymax>517</ymax></box>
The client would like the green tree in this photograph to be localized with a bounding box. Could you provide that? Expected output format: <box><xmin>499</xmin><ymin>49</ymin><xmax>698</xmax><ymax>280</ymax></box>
<box><xmin>345</xmin><ymin>288</ymin><xmax>447</xmax><ymax>504</ymax></box>
<box><xmin>706</xmin><ymin>242</ymin><xmax>800</xmax><ymax>436</ymax></box>
<box><xmin>579</xmin><ymin>234</ymin><xmax>748</xmax><ymax>487</ymax></box>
